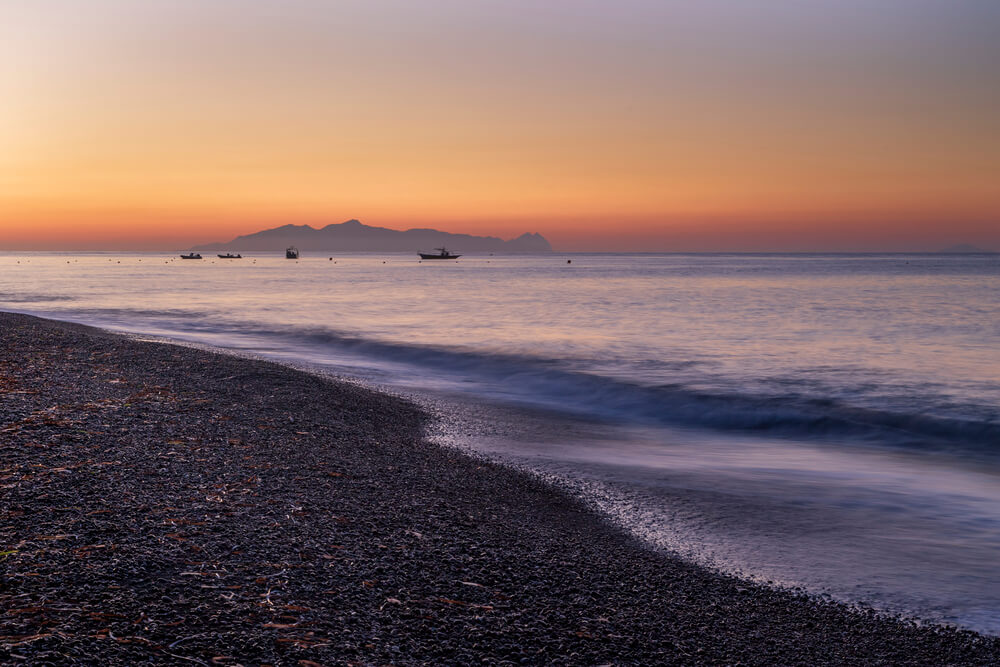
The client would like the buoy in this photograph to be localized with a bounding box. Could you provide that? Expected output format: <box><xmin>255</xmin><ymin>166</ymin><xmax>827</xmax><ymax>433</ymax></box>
<box><xmin>567</xmin><ymin>259</ymin><xmax>571</xmax><ymax>264</ymax></box>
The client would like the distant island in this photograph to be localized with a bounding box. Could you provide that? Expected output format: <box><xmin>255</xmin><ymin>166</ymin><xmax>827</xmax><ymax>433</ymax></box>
<box><xmin>193</xmin><ymin>220</ymin><xmax>553</xmax><ymax>253</ymax></box>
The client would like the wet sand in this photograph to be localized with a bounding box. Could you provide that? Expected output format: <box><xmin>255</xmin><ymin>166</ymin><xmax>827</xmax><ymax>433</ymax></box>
<box><xmin>1</xmin><ymin>312</ymin><xmax>998</xmax><ymax>665</ymax></box>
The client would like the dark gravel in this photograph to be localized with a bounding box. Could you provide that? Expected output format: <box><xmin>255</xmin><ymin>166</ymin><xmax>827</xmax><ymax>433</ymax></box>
<box><xmin>2</xmin><ymin>312</ymin><xmax>998</xmax><ymax>666</ymax></box>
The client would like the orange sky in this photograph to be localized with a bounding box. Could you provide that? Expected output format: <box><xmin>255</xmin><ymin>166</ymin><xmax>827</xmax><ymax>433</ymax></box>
<box><xmin>2</xmin><ymin>1</ymin><xmax>998</xmax><ymax>251</ymax></box>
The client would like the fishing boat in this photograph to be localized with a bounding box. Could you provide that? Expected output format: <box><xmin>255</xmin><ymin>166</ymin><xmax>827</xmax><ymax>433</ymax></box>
<box><xmin>419</xmin><ymin>247</ymin><xmax>461</xmax><ymax>260</ymax></box>
<box><xmin>218</xmin><ymin>253</ymin><xmax>242</xmax><ymax>259</ymax></box>
<box><xmin>286</xmin><ymin>246</ymin><xmax>299</xmax><ymax>259</ymax></box>
<box><xmin>180</xmin><ymin>253</ymin><xmax>202</xmax><ymax>259</ymax></box>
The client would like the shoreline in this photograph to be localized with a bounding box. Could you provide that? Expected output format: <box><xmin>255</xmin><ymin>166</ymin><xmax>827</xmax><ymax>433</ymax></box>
<box><xmin>2</xmin><ymin>312</ymin><xmax>998</xmax><ymax>664</ymax></box>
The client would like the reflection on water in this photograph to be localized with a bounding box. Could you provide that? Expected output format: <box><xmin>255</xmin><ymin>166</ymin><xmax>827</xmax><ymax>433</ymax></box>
<box><xmin>2</xmin><ymin>251</ymin><xmax>999</xmax><ymax>632</ymax></box>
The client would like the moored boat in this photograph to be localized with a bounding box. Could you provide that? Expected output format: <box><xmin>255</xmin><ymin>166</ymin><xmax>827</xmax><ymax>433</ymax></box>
<box><xmin>419</xmin><ymin>247</ymin><xmax>460</xmax><ymax>260</ymax></box>
<box><xmin>286</xmin><ymin>246</ymin><xmax>299</xmax><ymax>259</ymax></box>
<box><xmin>218</xmin><ymin>253</ymin><xmax>242</xmax><ymax>259</ymax></box>
<box><xmin>180</xmin><ymin>253</ymin><xmax>202</xmax><ymax>259</ymax></box>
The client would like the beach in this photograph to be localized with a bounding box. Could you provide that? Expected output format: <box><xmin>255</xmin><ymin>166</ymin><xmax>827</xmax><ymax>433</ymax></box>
<box><xmin>1</xmin><ymin>312</ymin><xmax>997</xmax><ymax>665</ymax></box>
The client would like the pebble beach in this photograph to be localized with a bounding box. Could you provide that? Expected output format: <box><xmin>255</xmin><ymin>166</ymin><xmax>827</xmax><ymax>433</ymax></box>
<box><xmin>2</xmin><ymin>312</ymin><xmax>999</xmax><ymax>665</ymax></box>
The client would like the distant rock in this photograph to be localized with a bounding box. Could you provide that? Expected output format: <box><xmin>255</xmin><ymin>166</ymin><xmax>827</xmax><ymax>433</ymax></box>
<box><xmin>939</xmin><ymin>243</ymin><xmax>996</xmax><ymax>254</ymax></box>
<box><xmin>193</xmin><ymin>220</ymin><xmax>554</xmax><ymax>253</ymax></box>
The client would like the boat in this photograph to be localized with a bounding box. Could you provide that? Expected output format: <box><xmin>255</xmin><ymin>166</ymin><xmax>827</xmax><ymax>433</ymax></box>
<box><xmin>180</xmin><ymin>253</ymin><xmax>202</xmax><ymax>259</ymax></box>
<box><xmin>218</xmin><ymin>253</ymin><xmax>242</xmax><ymax>259</ymax></box>
<box><xmin>286</xmin><ymin>246</ymin><xmax>299</xmax><ymax>259</ymax></box>
<box><xmin>419</xmin><ymin>247</ymin><xmax>461</xmax><ymax>260</ymax></box>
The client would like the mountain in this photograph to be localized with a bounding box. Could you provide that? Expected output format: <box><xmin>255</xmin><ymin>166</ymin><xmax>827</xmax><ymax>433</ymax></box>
<box><xmin>939</xmin><ymin>243</ymin><xmax>996</xmax><ymax>254</ymax></box>
<box><xmin>193</xmin><ymin>220</ymin><xmax>553</xmax><ymax>253</ymax></box>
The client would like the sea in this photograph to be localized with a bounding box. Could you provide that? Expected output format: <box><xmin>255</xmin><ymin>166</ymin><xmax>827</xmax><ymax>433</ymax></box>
<box><xmin>2</xmin><ymin>251</ymin><xmax>999</xmax><ymax>633</ymax></box>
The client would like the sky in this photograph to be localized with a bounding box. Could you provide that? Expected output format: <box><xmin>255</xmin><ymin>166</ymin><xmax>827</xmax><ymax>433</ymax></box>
<box><xmin>1</xmin><ymin>0</ymin><xmax>998</xmax><ymax>251</ymax></box>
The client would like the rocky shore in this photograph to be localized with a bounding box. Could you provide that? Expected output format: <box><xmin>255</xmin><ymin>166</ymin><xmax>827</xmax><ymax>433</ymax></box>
<box><xmin>2</xmin><ymin>312</ymin><xmax>998</xmax><ymax>665</ymax></box>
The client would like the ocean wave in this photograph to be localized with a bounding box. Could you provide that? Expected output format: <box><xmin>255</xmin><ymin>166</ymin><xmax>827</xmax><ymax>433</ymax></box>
<box><xmin>0</xmin><ymin>294</ymin><xmax>76</xmax><ymax>303</ymax></box>
<box><xmin>12</xmin><ymin>307</ymin><xmax>1000</xmax><ymax>452</ymax></box>
<box><xmin>175</xmin><ymin>319</ymin><xmax>1000</xmax><ymax>453</ymax></box>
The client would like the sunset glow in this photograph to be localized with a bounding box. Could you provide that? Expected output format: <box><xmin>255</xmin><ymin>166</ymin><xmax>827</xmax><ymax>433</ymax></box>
<box><xmin>2</xmin><ymin>1</ymin><xmax>998</xmax><ymax>250</ymax></box>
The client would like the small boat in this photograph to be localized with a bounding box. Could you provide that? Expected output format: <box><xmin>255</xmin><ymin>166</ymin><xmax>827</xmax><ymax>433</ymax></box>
<box><xmin>218</xmin><ymin>253</ymin><xmax>242</xmax><ymax>259</ymax></box>
<box><xmin>180</xmin><ymin>253</ymin><xmax>202</xmax><ymax>260</ymax></box>
<box><xmin>286</xmin><ymin>246</ymin><xmax>299</xmax><ymax>259</ymax></box>
<box><xmin>419</xmin><ymin>247</ymin><xmax>461</xmax><ymax>260</ymax></box>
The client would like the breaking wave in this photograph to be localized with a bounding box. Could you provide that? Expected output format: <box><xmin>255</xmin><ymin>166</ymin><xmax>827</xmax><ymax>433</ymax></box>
<box><xmin>30</xmin><ymin>307</ymin><xmax>997</xmax><ymax>455</ymax></box>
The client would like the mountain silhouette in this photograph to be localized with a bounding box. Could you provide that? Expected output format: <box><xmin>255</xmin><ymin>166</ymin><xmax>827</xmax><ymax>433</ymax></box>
<box><xmin>193</xmin><ymin>220</ymin><xmax>553</xmax><ymax>253</ymax></box>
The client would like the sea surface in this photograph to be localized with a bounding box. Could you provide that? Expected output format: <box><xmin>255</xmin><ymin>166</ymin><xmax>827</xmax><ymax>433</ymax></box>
<box><xmin>3</xmin><ymin>251</ymin><xmax>999</xmax><ymax>633</ymax></box>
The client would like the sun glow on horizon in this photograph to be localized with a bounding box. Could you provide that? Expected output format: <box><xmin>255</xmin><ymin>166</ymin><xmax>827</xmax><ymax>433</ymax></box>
<box><xmin>2</xmin><ymin>1</ymin><xmax>998</xmax><ymax>251</ymax></box>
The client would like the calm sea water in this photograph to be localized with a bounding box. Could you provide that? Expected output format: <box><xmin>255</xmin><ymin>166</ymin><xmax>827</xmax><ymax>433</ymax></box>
<box><xmin>3</xmin><ymin>251</ymin><xmax>999</xmax><ymax>632</ymax></box>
